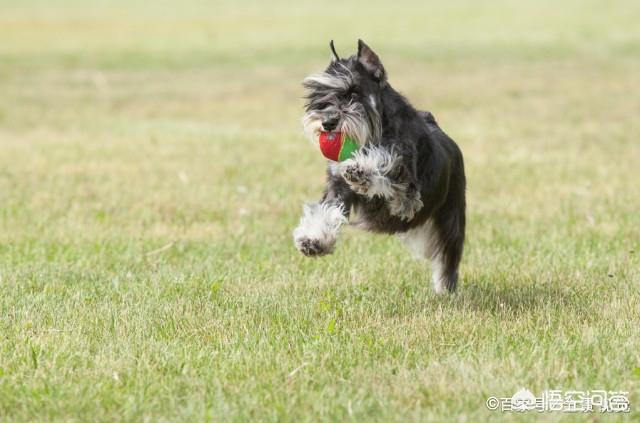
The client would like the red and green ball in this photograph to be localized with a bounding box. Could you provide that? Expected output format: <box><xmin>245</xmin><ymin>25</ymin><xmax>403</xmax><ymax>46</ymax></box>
<box><xmin>318</xmin><ymin>132</ymin><xmax>359</xmax><ymax>162</ymax></box>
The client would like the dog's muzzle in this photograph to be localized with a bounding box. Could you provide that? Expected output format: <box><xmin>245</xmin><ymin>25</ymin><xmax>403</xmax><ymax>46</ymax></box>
<box><xmin>322</xmin><ymin>117</ymin><xmax>339</xmax><ymax>131</ymax></box>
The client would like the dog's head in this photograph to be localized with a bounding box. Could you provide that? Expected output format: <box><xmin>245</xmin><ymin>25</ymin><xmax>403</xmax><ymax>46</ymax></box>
<box><xmin>302</xmin><ymin>39</ymin><xmax>386</xmax><ymax>147</ymax></box>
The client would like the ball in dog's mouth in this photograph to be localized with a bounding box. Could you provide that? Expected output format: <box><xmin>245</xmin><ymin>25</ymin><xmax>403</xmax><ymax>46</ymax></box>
<box><xmin>318</xmin><ymin>132</ymin><xmax>359</xmax><ymax>162</ymax></box>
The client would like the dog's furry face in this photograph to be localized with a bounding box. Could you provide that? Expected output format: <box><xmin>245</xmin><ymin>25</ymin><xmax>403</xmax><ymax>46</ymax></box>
<box><xmin>302</xmin><ymin>40</ymin><xmax>387</xmax><ymax>147</ymax></box>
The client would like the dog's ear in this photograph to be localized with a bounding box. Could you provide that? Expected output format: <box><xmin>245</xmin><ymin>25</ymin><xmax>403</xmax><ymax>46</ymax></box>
<box><xmin>357</xmin><ymin>39</ymin><xmax>386</xmax><ymax>83</ymax></box>
<box><xmin>329</xmin><ymin>40</ymin><xmax>340</xmax><ymax>62</ymax></box>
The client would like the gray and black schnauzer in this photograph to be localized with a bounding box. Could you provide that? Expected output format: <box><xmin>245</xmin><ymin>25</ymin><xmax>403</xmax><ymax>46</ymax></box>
<box><xmin>293</xmin><ymin>40</ymin><xmax>466</xmax><ymax>293</ymax></box>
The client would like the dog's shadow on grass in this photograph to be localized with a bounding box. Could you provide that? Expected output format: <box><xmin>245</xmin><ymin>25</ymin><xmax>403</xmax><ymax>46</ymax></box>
<box><xmin>443</xmin><ymin>276</ymin><xmax>581</xmax><ymax>316</ymax></box>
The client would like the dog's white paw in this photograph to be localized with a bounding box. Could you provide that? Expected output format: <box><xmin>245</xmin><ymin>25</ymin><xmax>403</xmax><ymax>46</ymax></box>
<box><xmin>340</xmin><ymin>160</ymin><xmax>373</xmax><ymax>195</ymax></box>
<box><xmin>294</xmin><ymin>235</ymin><xmax>335</xmax><ymax>257</ymax></box>
<box><xmin>292</xmin><ymin>203</ymin><xmax>346</xmax><ymax>257</ymax></box>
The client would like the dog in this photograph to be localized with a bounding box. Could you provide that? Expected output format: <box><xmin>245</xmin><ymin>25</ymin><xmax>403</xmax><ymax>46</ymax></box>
<box><xmin>293</xmin><ymin>40</ymin><xmax>466</xmax><ymax>293</ymax></box>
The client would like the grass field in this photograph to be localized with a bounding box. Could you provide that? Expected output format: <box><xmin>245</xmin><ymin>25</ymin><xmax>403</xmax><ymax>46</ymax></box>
<box><xmin>1</xmin><ymin>0</ymin><xmax>639</xmax><ymax>421</ymax></box>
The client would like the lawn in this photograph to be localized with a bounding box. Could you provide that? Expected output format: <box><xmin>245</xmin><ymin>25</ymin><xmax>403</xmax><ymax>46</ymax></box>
<box><xmin>0</xmin><ymin>0</ymin><xmax>639</xmax><ymax>421</ymax></box>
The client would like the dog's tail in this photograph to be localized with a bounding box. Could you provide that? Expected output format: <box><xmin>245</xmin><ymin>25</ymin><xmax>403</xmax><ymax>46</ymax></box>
<box><xmin>418</xmin><ymin>110</ymin><xmax>438</xmax><ymax>127</ymax></box>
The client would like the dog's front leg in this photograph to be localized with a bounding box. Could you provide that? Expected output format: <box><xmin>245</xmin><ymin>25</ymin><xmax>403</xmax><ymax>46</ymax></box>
<box><xmin>339</xmin><ymin>146</ymin><xmax>423</xmax><ymax>220</ymax></box>
<box><xmin>293</xmin><ymin>178</ymin><xmax>353</xmax><ymax>257</ymax></box>
<box><xmin>385</xmin><ymin>164</ymin><xmax>424</xmax><ymax>221</ymax></box>
<box><xmin>293</xmin><ymin>202</ymin><xmax>346</xmax><ymax>256</ymax></box>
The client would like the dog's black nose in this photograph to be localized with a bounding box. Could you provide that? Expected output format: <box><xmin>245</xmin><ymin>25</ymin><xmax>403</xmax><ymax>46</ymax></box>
<box><xmin>322</xmin><ymin>118</ymin><xmax>339</xmax><ymax>131</ymax></box>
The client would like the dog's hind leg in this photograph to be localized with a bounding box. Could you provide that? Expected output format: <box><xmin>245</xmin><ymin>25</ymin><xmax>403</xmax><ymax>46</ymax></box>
<box><xmin>430</xmin><ymin>205</ymin><xmax>465</xmax><ymax>293</ymax></box>
<box><xmin>398</xmin><ymin>220</ymin><xmax>445</xmax><ymax>292</ymax></box>
<box><xmin>430</xmin><ymin>146</ymin><xmax>466</xmax><ymax>293</ymax></box>
<box><xmin>398</xmin><ymin>205</ymin><xmax>465</xmax><ymax>293</ymax></box>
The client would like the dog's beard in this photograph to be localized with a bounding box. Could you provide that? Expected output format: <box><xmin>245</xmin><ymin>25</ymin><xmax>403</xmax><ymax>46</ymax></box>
<box><xmin>302</xmin><ymin>102</ymin><xmax>380</xmax><ymax>147</ymax></box>
<box><xmin>301</xmin><ymin>71</ymin><xmax>382</xmax><ymax>147</ymax></box>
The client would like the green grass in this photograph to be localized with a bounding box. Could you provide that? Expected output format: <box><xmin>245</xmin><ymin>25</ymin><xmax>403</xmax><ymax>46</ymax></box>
<box><xmin>1</xmin><ymin>0</ymin><xmax>639</xmax><ymax>421</ymax></box>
